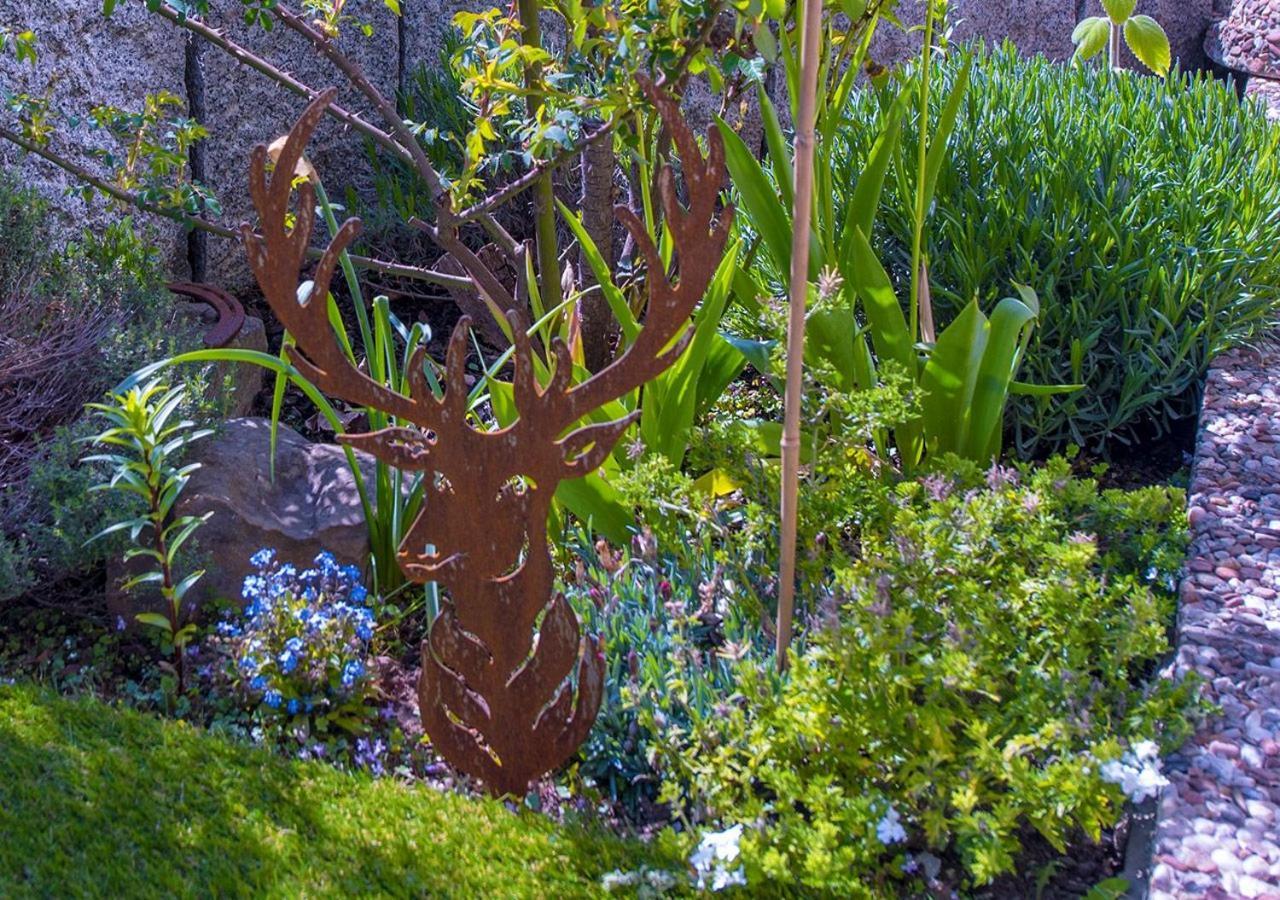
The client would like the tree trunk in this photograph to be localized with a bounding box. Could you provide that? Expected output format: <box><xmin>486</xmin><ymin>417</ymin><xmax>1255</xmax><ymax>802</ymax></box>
<box><xmin>578</xmin><ymin>131</ymin><xmax>618</xmax><ymax>372</ymax></box>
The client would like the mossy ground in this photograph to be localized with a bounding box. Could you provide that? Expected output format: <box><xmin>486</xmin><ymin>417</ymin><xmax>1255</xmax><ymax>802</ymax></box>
<box><xmin>0</xmin><ymin>684</ymin><xmax>675</xmax><ymax>898</ymax></box>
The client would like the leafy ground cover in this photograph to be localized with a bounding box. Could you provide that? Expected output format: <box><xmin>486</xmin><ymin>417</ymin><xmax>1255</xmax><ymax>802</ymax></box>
<box><xmin>0</xmin><ymin>684</ymin><xmax>673</xmax><ymax>898</ymax></box>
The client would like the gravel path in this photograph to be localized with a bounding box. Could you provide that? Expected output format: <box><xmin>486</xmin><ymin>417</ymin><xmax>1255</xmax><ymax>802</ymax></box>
<box><xmin>1149</xmin><ymin>343</ymin><xmax>1280</xmax><ymax>899</ymax></box>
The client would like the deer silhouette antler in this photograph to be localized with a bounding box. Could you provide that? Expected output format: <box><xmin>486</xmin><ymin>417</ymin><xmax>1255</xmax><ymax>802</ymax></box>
<box><xmin>241</xmin><ymin>80</ymin><xmax>731</xmax><ymax>796</ymax></box>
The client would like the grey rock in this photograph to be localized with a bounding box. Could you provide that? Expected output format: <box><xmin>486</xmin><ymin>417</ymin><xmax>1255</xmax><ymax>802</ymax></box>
<box><xmin>108</xmin><ymin>417</ymin><xmax>373</xmax><ymax>625</ymax></box>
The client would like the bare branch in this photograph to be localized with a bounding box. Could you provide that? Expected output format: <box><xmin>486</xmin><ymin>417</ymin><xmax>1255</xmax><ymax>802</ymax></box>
<box><xmin>0</xmin><ymin>125</ymin><xmax>471</xmax><ymax>291</ymax></box>
<box><xmin>270</xmin><ymin>3</ymin><xmax>519</xmax><ymax>306</ymax></box>
<box><xmin>151</xmin><ymin>1</ymin><xmax>414</xmax><ymax>168</ymax></box>
<box><xmin>454</xmin><ymin>120</ymin><xmax>616</xmax><ymax>224</ymax></box>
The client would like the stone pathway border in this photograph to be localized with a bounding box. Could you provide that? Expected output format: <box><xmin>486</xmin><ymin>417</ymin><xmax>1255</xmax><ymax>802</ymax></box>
<box><xmin>1147</xmin><ymin>342</ymin><xmax>1280</xmax><ymax>899</ymax></box>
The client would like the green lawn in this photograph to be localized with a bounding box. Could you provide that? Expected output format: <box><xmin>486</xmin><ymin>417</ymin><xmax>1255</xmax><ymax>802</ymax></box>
<box><xmin>0</xmin><ymin>684</ymin><xmax>673</xmax><ymax>898</ymax></box>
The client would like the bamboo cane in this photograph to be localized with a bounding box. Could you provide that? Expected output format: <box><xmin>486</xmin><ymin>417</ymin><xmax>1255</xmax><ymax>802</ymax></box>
<box><xmin>776</xmin><ymin>0</ymin><xmax>825</xmax><ymax>671</ymax></box>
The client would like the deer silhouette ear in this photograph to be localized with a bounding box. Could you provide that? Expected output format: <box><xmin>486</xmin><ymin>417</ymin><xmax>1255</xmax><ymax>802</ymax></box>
<box><xmin>338</xmin><ymin>427</ymin><xmax>436</xmax><ymax>468</ymax></box>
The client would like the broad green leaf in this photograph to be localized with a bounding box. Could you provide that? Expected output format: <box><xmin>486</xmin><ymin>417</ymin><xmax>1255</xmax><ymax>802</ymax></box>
<box><xmin>696</xmin><ymin>337</ymin><xmax>749</xmax><ymax>419</ymax></box>
<box><xmin>557</xmin><ymin>199</ymin><xmax>638</xmax><ymax>342</ymax></box>
<box><xmin>969</xmin><ymin>296</ymin><xmax>1037</xmax><ymax>460</ymax></box>
<box><xmin>845</xmin><ymin>227</ymin><xmax>915</xmax><ymax>377</ymax></box>
<box><xmin>1124</xmin><ymin>15</ymin><xmax>1171</xmax><ymax>76</ymax></box>
<box><xmin>843</xmin><ymin>95</ymin><xmax>905</xmax><ymax>249</ymax></box>
<box><xmin>722</xmin><ymin>333</ymin><xmax>775</xmax><ymax>380</ymax></box>
<box><xmin>920</xmin><ymin>300</ymin><xmax>988</xmax><ymax>456</ymax></box>
<box><xmin>806</xmin><ymin>309</ymin><xmax>859</xmax><ymax>392</ymax></box>
<box><xmin>641</xmin><ymin>245</ymin><xmax>738</xmax><ymax>466</ymax></box>
<box><xmin>554</xmin><ymin>473</ymin><xmax>632</xmax><ymax>544</ymax></box>
<box><xmin>1072</xmin><ymin>17</ymin><xmax>1110</xmax><ymax>61</ymax></box>
<box><xmin>758</xmin><ymin>85</ymin><xmax>793</xmax><ymax>212</ymax></box>
<box><xmin>922</xmin><ymin>55</ymin><xmax>972</xmax><ymax>218</ymax></box>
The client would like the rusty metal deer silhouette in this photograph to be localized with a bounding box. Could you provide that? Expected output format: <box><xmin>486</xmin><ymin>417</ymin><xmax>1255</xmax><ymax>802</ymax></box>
<box><xmin>241</xmin><ymin>82</ymin><xmax>731</xmax><ymax>796</ymax></box>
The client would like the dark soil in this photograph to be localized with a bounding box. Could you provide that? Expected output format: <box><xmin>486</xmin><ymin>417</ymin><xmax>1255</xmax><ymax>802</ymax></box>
<box><xmin>979</xmin><ymin>823</ymin><xmax>1131</xmax><ymax>899</ymax></box>
<box><xmin>1079</xmin><ymin>415</ymin><xmax>1197</xmax><ymax>492</ymax></box>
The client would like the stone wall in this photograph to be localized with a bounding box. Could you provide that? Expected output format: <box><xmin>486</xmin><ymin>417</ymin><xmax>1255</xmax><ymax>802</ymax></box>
<box><xmin>0</xmin><ymin>0</ymin><xmax>1224</xmax><ymax>289</ymax></box>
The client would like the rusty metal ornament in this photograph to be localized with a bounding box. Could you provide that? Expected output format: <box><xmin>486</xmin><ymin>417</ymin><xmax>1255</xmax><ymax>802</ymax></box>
<box><xmin>167</xmin><ymin>281</ymin><xmax>247</xmax><ymax>348</ymax></box>
<box><xmin>240</xmin><ymin>83</ymin><xmax>732</xmax><ymax>796</ymax></box>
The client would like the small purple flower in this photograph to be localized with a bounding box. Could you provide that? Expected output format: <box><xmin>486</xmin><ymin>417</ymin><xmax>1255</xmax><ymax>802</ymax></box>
<box><xmin>984</xmin><ymin>463</ymin><xmax>1019</xmax><ymax>490</ymax></box>
<box><xmin>263</xmin><ymin>690</ymin><xmax>283</xmax><ymax>709</ymax></box>
<box><xmin>354</xmin><ymin>736</ymin><xmax>387</xmax><ymax>776</ymax></box>
<box><xmin>341</xmin><ymin>660</ymin><xmax>365</xmax><ymax>687</ymax></box>
<box><xmin>921</xmin><ymin>473</ymin><xmax>953</xmax><ymax>502</ymax></box>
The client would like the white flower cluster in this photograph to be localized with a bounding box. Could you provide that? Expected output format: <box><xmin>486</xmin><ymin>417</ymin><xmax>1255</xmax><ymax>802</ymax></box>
<box><xmin>1100</xmin><ymin>740</ymin><xmax>1168</xmax><ymax>803</ymax></box>
<box><xmin>875</xmin><ymin>804</ymin><xmax>907</xmax><ymax>845</ymax></box>
<box><xmin>600</xmin><ymin>866</ymin><xmax>679</xmax><ymax>895</ymax></box>
<box><xmin>690</xmin><ymin>824</ymin><xmax>747</xmax><ymax>892</ymax></box>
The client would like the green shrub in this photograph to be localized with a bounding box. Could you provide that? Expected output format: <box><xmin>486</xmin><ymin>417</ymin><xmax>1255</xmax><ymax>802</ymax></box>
<box><xmin>567</xmin><ymin>529</ymin><xmax>775</xmax><ymax>821</ymax></box>
<box><xmin>656</xmin><ymin>458</ymin><xmax>1195</xmax><ymax>895</ymax></box>
<box><xmin>839</xmin><ymin>45</ymin><xmax>1280</xmax><ymax>456</ymax></box>
<box><xmin>0</xmin><ymin>172</ymin><xmax>202</xmax><ymax>603</ymax></box>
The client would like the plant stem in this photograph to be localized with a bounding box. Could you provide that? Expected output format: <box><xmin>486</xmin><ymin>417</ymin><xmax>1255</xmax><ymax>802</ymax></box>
<box><xmin>776</xmin><ymin>0</ymin><xmax>824</xmax><ymax>672</ymax></box>
<box><xmin>149</xmin><ymin>474</ymin><xmax>184</xmax><ymax>695</ymax></box>
<box><xmin>1109</xmin><ymin>19</ymin><xmax>1122</xmax><ymax>70</ymax></box>
<box><xmin>908</xmin><ymin>0</ymin><xmax>937</xmax><ymax>345</ymax></box>
<box><xmin>517</xmin><ymin>0</ymin><xmax>564</xmax><ymax>318</ymax></box>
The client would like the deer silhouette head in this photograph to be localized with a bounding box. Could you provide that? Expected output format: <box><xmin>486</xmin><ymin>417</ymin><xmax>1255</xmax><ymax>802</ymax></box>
<box><xmin>240</xmin><ymin>82</ymin><xmax>731</xmax><ymax>796</ymax></box>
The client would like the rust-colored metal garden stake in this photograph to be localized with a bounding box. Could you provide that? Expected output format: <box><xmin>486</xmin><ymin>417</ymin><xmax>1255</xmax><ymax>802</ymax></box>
<box><xmin>241</xmin><ymin>85</ymin><xmax>731</xmax><ymax>796</ymax></box>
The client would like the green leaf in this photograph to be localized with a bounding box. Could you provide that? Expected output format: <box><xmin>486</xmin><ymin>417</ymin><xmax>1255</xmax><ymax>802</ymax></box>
<box><xmin>1124</xmin><ymin>15</ymin><xmax>1171</xmax><ymax>76</ymax></box>
<box><xmin>922</xmin><ymin>55</ymin><xmax>972</xmax><ymax>218</ymax></box>
<box><xmin>806</xmin><ymin>309</ymin><xmax>859</xmax><ymax>392</ymax></box>
<box><xmin>722</xmin><ymin>332</ymin><xmax>775</xmax><ymax>377</ymax></box>
<box><xmin>843</xmin><ymin>95</ymin><xmax>905</xmax><ymax>250</ymax></box>
<box><xmin>1084</xmin><ymin>878</ymin><xmax>1130</xmax><ymax>900</ymax></box>
<box><xmin>758</xmin><ymin>85</ymin><xmax>793</xmax><ymax>213</ymax></box>
<box><xmin>554</xmin><ymin>473</ymin><xmax>632</xmax><ymax>545</ymax></box>
<box><xmin>1072</xmin><ymin>17</ymin><xmax>1110</xmax><ymax>61</ymax></box>
<box><xmin>122</xmin><ymin>572</ymin><xmax>165</xmax><ymax>593</ymax></box>
<box><xmin>1009</xmin><ymin>380</ymin><xmax>1085</xmax><ymax>397</ymax></box>
<box><xmin>716</xmin><ymin>117</ymin><xmax>794</xmax><ymax>275</ymax></box>
<box><xmin>172</xmin><ymin>570</ymin><xmax>205</xmax><ymax>602</ymax></box>
<box><xmin>134</xmin><ymin>612</ymin><xmax>173</xmax><ymax>633</ymax></box>
<box><xmin>556</xmin><ymin>199</ymin><xmax>638</xmax><ymax>342</ymax></box>
<box><xmin>845</xmin><ymin>227</ymin><xmax>914</xmax><ymax>377</ymax></box>
<box><xmin>920</xmin><ymin>300</ymin><xmax>988</xmax><ymax>456</ymax></box>
<box><xmin>969</xmin><ymin>296</ymin><xmax>1038</xmax><ymax>460</ymax></box>
<box><xmin>1100</xmin><ymin>0</ymin><xmax>1136</xmax><ymax>23</ymax></box>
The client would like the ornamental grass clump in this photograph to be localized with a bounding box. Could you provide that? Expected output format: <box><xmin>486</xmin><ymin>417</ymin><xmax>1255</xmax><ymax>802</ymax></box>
<box><xmin>839</xmin><ymin>44</ymin><xmax>1280</xmax><ymax>456</ymax></box>
<box><xmin>222</xmin><ymin>550</ymin><xmax>376</xmax><ymax>738</ymax></box>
